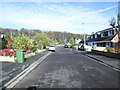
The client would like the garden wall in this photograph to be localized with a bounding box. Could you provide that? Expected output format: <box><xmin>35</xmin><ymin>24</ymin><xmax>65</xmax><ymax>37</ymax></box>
<box><xmin>92</xmin><ymin>50</ymin><xmax>120</xmax><ymax>59</ymax></box>
<box><xmin>95</xmin><ymin>47</ymin><xmax>107</xmax><ymax>51</ymax></box>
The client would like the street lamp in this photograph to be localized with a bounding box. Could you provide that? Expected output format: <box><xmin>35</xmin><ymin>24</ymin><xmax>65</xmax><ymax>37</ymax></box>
<box><xmin>83</xmin><ymin>33</ymin><xmax>86</xmax><ymax>47</ymax></box>
<box><xmin>118</xmin><ymin>1</ymin><xmax>120</xmax><ymax>37</ymax></box>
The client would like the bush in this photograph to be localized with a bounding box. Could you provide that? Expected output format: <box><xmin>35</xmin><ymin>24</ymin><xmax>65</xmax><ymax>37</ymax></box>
<box><xmin>34</xmin><ymin>33</ymin><xmax>53</xmax><ymax>49</ymax></box>
<box><xmin>31</xmin><ymin>47</ymin><xmax>37</xmax><ymax>52</ymax></box>
<box><xmin>12</xmin><ymin>35</ymin><xmax>28</xmax><ymax>50</ymax></box>
<box><xmin>4</xmin><ymin>35</ymin><xmax>13</xmax><ymax>49</ymax></box>
<box><xmin>12</xmin><ymin>35</ymin><xmax>35</xmax><ymax>52</ymax></box>
<box><xmin>115</xmin><ymin>48</ymin><xmax>120</xmax><ymax>53</ymax></box>
<box><xmin>106</xmin><ymin>48</ymin><xmax>116</xmax><ymax>53</ymax></box>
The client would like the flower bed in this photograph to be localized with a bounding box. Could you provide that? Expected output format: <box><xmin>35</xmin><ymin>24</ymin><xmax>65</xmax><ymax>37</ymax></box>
<box><xmin>0</xmin><ymin>49</ymin><xmax>16</xmax><ymax>56</ymax></box>
<box><xmin>0</xmin><ymin>49</ymin><xmax>16</xmax><ymax>62</ymax></box>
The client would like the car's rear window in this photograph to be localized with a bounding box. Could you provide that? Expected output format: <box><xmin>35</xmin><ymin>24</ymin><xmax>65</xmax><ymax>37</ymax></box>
<box><xmin>49</xmin><ymin>46</ymin><xmax>55</xmax><ymax>47</ymax></box>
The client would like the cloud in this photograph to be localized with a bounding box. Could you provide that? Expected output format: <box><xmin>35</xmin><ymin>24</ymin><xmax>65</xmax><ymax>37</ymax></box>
<box><xmin>0</xmin><ymin>2</ymin><xmax>116</xmax><ymax>34</ymax></box>
<box><xmin>95</xmin><ymin>5</ymin><xmax>117</xmax><ymax>13</ymax></box>
<box><xmin>1</xmin><ymin>0</ymin><xmax>119</xmax><ymax>2</ymax></box>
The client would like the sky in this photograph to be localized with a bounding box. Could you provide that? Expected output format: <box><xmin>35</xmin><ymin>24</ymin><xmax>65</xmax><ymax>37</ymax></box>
<box><xmin>0</xmin><ymin>0</ymin><xmax>119</xmax><ymax>34</ymax></box>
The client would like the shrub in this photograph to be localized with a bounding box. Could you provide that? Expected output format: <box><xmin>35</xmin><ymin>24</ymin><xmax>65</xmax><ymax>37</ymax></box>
<box><xmin>106</xmin><ymin>48</ymin><xmax>117</xmax><ymax>53</ymax></box>
<box><xmin>12</xmin><ymin>35</ymin><xmax>35</xmax><ymax>52</ymax></box>
<box><xmin>12</xmin><ymin>35</ymin><xmax>28</xmax><ymax>50</ymax></box>
<box><xmin>34</xmin><ymin>33</ymin><xmax>53</xmax><ymax>49</ymax></box>
<box><xmin>115</xmin><ymin>48</ymin><xmax>120</xmax><ymax>53</ymax></box>
<box><xmin>4</xmin><ymin>35</ymin><xmax>13</xmax><ymax>49</ymax></box>
<box><xmin>31</xmin><ymin>47</ymin><xmax>37</xmax><ymax>52</ymax></box>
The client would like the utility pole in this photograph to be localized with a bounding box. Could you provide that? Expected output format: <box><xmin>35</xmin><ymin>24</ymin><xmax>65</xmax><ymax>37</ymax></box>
<box><xmin>84</xmin><ymin>33</ymin><xmax>86</xmax><ymax>46</ymax></box>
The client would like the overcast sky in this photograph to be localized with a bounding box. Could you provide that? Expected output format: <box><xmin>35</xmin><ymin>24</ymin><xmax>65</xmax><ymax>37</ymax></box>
<box><xmin>0</xmin><ymin>0</ymin><xmax>118</xmax><ymax>34</ymax></box>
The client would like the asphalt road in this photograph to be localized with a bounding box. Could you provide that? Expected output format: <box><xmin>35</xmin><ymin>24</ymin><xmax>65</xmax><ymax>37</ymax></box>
<box><xmin>14</xmin><ymin>46</ymin><xmax>119</xmax><ymax>89</ymax></box>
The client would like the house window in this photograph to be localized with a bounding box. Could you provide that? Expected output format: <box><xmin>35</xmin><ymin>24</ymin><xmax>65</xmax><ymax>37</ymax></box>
<box><xmin>97</xmin><ymin>34</ymin><xmax>101</xmax><ymax>38</ymax></box>
<box><xmin>101</xmin><ymin>43</ymin><xmax>106</xmax><ymax>47</ymax></box>
<box><xmin>106</xmin><ymin>42</ymin><xmax>113</xmax><ymax>47</ymax></box>
<box><xmin>106</xmin><ymin>42</ymin><xmax>110</xmax><ymax>47</ymax></box>
<box><xmin>97</xmin><ymin>43</ymin><xmax>102</xmax><ymax>47</ymax></box>
<box><xmin>101</xmin><ymin>33</ymin><xmax>104</xmax><ymax>37</ymax></box>
<box><xmin>111</xmin><ymin>30</ymin><xmax>114</xmax><ymax>35</ymax></box>
<box><xmin>91</xmin><ymin>35</ymin><xmax>93</xmax><ymax>39</ymax></box>
<box><xmin>103</xmin><ymin>31</ymin><xmax>108</xmax><ymax>36</ymax></box>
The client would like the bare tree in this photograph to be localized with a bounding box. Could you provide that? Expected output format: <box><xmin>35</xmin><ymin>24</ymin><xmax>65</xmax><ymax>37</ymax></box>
<box><xmin>109</xmin><ymin>18</ymin><xmax>119</xmax><ymax>33</ymax></box>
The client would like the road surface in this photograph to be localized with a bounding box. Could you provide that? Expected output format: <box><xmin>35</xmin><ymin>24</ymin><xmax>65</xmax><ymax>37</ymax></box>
<box><xmin>14</xmin><ymin>46</ymin><xmax>119</xmax><ymax>89</ymax></box>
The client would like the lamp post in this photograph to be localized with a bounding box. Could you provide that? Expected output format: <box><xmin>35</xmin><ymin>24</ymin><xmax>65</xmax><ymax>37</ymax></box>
<box><xmin>83</xmin><ymin>33</ymin><xmax>86</xmax><ymax>47</ymax></box>
<box><xmin>118</xmin><ymin>1</ymin><xmax>120</xmax><ymax>37</ymax></box>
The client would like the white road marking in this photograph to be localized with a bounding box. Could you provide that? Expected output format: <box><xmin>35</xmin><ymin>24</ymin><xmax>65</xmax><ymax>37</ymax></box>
<box><xmin>4</xmin><ymin>51</ymin><xmax>51</xmax><ymax>88</ymax></box>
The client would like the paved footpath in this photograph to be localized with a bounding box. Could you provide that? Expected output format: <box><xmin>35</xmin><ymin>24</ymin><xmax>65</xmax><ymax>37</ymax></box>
<box><xmin>78</xmin><ymin>50</ymin><xmax>120</xmax><ymax>71</ymax></box>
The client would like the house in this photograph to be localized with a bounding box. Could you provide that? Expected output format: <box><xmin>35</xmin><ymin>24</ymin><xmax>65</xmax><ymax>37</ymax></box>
<box><xmin>0</xmin><ymin>28</ymin><xmax>18</xmax><ymax>37</ymax></box>
<box><xmin>87</xmin><ymin>28</ymin><xmax>120</xmax><ymax>49</ymax></box>
<box><xmin>78</xmin><ymin>27</ymin><xmax>120</xmax><ymax>51</ymax></box>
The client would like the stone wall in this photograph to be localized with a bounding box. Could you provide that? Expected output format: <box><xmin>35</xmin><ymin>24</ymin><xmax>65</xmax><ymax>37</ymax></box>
<box><xmin>95</xmin><ymin>47</ymin><xmax>107</xmax><ymax>51</ymax></box>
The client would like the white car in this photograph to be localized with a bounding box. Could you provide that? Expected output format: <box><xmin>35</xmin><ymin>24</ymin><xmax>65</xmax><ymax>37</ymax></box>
<box><xmin>47</xmin><ymin>45</ymin><xmax>56</xmax><ymax>51</ymax></box>
<box><xmin>84</xmin><ymin>45</ymin><xmax>92</xmax><ymax>51</ymax></box>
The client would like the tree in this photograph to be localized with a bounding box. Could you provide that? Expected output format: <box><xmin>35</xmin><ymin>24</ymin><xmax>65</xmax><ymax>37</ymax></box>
<box><xmin>34</xmin><ymin>33</ymin><xmax>53</xmax><ymax>49</ymax></box>
<box><xmin>109</xmin><ymin>18</ymin><xmax>120</xmax><ymax>49</ymax></box>
<box><xmin>4</xmin><ymin>35</ymin><xmax>13</xmax><ymax>48</ymax></box>
<box><xmin>109</xmin><ymin>18</ymin><xmax>119</xmax><ymax>33</ymax></box>
<box><xmin>12</xmin><ymin>34</ymin><xmax>34</xmax><ymax>51</ymax></box>
<box><xmin>70</xmin><ymin>37</ymin><xmax>75</xmax><ymax>46</ymax></box>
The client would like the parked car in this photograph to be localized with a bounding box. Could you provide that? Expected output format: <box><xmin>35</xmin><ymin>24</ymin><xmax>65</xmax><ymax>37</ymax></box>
<box><xmin>64</xmin><ymin>45</ymin><xmax>68</xmax><ymax>48</ymax></box>
<box><xmin>78</xmin><ymin>44</ymin><xmax>92</xmax><ymax>51</ymax></box>
<box><xmin>47</xmin><ymin>45</ymin><xmax>56</xmax><ymax>52</ymax></box>
<box><xmin>84</xmin><ymin>45</ymin><xmax>92</xmax><ymax>51</ymax></box>
<box><xmin>77</xmin><ymin>44</ymin><xmax>82</xmax><ymax>50</ymax></box>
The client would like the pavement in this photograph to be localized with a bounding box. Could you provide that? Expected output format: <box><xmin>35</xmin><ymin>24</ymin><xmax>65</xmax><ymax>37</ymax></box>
<box><xmin>0</xmin><ymin>49</ymin><xmax>47</xmax><ymax>86</ymax></box>
<box><xmin>78</xmin><ymin>50</ymin><xmax>120</xmax><ymax>71</ymax></box>
<box><xmin>13</xmin><ymin>46</ymin><xmax>119</xmax><ymax>88</ymax></box>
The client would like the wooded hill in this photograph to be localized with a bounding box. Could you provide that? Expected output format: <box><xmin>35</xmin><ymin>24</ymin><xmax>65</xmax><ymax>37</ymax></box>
<box><xmin>0</xmin><ymin>28</ymin><xmax>87</xmax><ymax>44</ymax></box>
